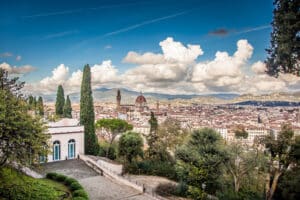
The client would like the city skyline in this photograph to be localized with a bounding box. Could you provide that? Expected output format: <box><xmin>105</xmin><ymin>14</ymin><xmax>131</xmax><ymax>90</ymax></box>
<box><xmin>1</xmin><ymin>0</ymin><xmax>300</xmax><ymax>95</ymax></box>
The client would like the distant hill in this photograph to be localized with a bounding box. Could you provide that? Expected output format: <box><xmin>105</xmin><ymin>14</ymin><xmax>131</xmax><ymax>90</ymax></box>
<box><xmin>41</xmin><ymin>87</ymin><xmax>300</xmax><ymax>105</ymax></box>
<box><xmin>42</xmin><ymin>87</ymin><xmax>240</xmax><ymax>103</ymax></box>
<box><xmin>232</xmin><ymin>101</ymin><xmax>300</xmax><ymax>107</ymax></box>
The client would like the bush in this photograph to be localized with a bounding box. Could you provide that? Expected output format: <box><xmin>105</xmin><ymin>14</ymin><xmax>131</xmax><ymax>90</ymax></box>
<box><xmin>72</xmin><ymin>197</ymin><xmax>87</xmax><ymax>200</ymax></box>
<box><xmin>64</xmin><ymin>177</ymin><xmax>77</xmax><ymax>186</ymax></box>
<box><xmin>56</xmin><ymin>174</ymin><xmax>67</xmax><ymax>182</ymax></box>
<box><xmin>46</xmin><ymin>172</ymin><xmax>58</xmax><ymax>180</ymax></box>
<box><xmin>73</xmin><ymin>189</ymin><xmax>89</xmax><ymax>198</ymax></box>
<box><xmin>155</xmin><ymin>183</ymin><xmax>177</xmax><ymax>196</ymax></box>
<box><xmin>70</xmin><ymin>181</ymin><xmax>83</xmax><ymax>191</ymax></box>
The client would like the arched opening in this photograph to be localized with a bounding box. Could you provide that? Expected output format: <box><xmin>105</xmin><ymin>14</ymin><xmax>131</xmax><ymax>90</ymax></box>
<box><xmin>53</xmin><ymin>141</ymin><xmax>60</xmax><ymax>161</ymax></box>
<box><xmin>68</xmin><ymin>139</ymin><xmax>76</xmax><ymax>159</ymax></box>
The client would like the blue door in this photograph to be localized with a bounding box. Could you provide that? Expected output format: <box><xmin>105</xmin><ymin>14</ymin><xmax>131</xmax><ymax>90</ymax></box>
<box><xmin>53</xmin><ymin>141</ymin><xmax>60</xmax><ymax>161</ymax></box>
<box><xmin>68</xmin><ymin>139</ymin><xmax>75</xmax><ymax>159</ymax></box>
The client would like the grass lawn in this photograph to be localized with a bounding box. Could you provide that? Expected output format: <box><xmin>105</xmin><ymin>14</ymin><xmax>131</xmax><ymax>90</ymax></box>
<box><xmin>0</xmin><ymin>167</ymin><xmax>72</xmax><ymax>200</ymax></box>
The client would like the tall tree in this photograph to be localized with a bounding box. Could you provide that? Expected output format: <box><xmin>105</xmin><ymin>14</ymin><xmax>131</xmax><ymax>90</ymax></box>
<box><xmin>55</xmin><ymin>85</ymin><xmax>64</xmax><ymax>116</ymax></box>
<box><xmin>260</xmin><ymin>124</ymin><xmax>296</xmax><ymax>200</ymax></box>
<box><xmin>0</xmin><ymin>69</ymin><xmax>49</xmax><ymax>166</ymax></box>
<box><xmin>266</xmin><ymin>0</ymin><xmax>300</xmax><ymax>76</ymax></box>
<box><xmin>147</xmin><ymin>112</ymin><xmax>159</xmax><ymax>158</ymax></box>
<box><xmin>118</xmin><ymin>131</ymin><xmax>143</xmax><ymax>164</ymax></box>
<box><xmin>37</xmin><ymin>96</ymin><xmax>44</xmax><ymax>116</ymax></box>
<box><xmin>96</xmin><ymin>118</ymin><xmax>133</xmax><ymax>158</ymax></box>
<box><xmin>80</xmin><ymin>64</ymin><xmax>98</xmax><ymax>155</ymax></box>
<box><xmin>63</xmin><ymin>95</ymin><xmax>72</xmax><ymax>118</ymax></box>
<box><xmin>176</xmin><ymin>128</ymin><xmax>228</xmax><ymax>199</ymax></box>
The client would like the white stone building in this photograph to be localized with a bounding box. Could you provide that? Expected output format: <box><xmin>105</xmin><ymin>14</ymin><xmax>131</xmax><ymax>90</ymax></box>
<box><xmin>46</xmin><ymin>118</ymin><xmax>84</xmax><ymax>162</ymax></box>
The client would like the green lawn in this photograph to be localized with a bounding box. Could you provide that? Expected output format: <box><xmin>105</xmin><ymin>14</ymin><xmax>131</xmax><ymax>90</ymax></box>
<box><xmin>0</xmin><ymin>167</ymin><xmax>72</xmax><ymax>200</ymax></box>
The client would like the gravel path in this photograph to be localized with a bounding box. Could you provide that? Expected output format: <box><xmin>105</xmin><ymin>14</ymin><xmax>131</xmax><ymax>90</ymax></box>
<box><xmin>39</xmin><ymin>160</ymin><xmax>154</xmax><ymax>200</ymax></box>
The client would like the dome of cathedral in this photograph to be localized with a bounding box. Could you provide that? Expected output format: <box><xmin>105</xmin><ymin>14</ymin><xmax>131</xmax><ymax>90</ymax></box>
<box><xmin>135</xmin><ymin>94</ymin><xmax>147</xmax><ymax>104</ymax></box>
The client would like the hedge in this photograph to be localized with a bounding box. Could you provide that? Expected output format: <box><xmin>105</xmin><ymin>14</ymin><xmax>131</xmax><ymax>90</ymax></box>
<box><xmin>46</xmin><ymin>172</ymin><xmax>88</xmax><ymax>199</ymax></box>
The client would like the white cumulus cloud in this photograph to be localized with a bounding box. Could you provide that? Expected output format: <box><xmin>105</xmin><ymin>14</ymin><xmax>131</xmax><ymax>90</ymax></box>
<box><xmin>0</xmin><ymin>62</ymin><xmax>35</xmax><ymax>74</ymax></box>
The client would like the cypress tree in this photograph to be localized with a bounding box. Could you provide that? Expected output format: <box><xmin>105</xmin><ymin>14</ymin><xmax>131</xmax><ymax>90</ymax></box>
<box><xmin>147</xmin><ymin>112</ymin><xmax>159</xmax><ymax>158</ymax></box>
<box><xmin>63</xmin><ymin>95</ymin><xmax>72</xmax><ymax>118</ymax></box>
<box><xmin>266</xmin><ymin>0</ymin><xmax>300</xmax><ymax>76</ymax></box>
<box><xmin>55</xmin><ymin>85</ymin><xmax>65</xmax><ymax>116</ymax></box>
<box><xmin>37</xmin><ymin>96</ymin><xmax>44</xmax><ymax>116</ymax></box>
<box><xmin>80</xmin><ymin>64</ymin><xmax>98</xmax><ymax>155</ymax></box>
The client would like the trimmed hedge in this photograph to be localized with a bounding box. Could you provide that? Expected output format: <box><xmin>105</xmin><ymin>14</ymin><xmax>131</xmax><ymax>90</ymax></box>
<box><xmin>65</xmin><ymin>177</ymin><xmax>77</xmax><ymax>186</ymax></box>
<box><xmin>73</xmin><ymin>189</ymin><xmax>89</xmax><ymax>198</ymax></box>
<box><xmin>70</xmin><ymin>182</ymin><xmax>83</xmax><ymax>191</ymax></box>
<box><xmin>46</xmin><ymin>172</ymin><xmax>88</xmax><ymax>199</ymax></box>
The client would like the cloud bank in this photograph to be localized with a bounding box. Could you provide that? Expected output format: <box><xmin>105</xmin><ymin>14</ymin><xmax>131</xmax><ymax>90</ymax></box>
<box><xmin>23</xmin><ymin>37</ymin><xmax>300</xmax><ymax>95</ymax></box>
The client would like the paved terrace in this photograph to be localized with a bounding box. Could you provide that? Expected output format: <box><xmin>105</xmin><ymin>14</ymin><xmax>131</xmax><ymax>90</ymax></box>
<box><xmin>39</xmin><ymin>160</ymin><xmax>153</xmax><ymax>200</ymax></box>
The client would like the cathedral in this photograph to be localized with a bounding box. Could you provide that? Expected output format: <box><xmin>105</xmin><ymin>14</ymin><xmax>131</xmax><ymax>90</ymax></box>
<box><xmin>116</xmin><ymin>89</ymin><xmax>149</xmax><ymax>115</ymax></box>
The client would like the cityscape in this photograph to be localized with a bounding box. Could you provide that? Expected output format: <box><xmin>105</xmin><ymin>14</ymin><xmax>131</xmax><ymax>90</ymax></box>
<box><xmin>1</xmin><ymin>0</ymin><xmax>299</xmax><ymax>200</ymax></box>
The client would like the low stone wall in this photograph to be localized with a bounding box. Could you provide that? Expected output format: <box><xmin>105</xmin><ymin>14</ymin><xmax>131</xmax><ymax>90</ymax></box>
<box><xmin>79</xmin><ymin>154</ymin><xmax>143</xmax><ymax>193</ymax></box>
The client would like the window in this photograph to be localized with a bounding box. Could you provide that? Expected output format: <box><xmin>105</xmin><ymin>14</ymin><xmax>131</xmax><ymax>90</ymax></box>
<box><xmin>68</xmin><ymin>139</ymin><xmax>76</xmax><ymax>159</ymax></box>
<box><xmin>53</xmin><ymin>141</ymin><xmax>60</xmax><ymax>161</ymax></box>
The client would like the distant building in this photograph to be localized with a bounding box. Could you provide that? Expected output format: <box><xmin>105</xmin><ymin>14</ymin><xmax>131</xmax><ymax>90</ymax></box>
<box><xmin>45</xmin><ymin>118</ymin><xmax>84</xmax><ymax>162</ymax></box>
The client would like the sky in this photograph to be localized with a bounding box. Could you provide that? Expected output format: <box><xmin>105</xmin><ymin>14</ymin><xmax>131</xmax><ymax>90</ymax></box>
<box><xmin>1</xmin><ymin>0</ymin><xmax>299</xmax><ymax>95</ymax></box>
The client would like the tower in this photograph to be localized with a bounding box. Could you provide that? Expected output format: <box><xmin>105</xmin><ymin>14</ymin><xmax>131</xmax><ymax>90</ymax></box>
<box><xmin>156</xmin><ymin>100</ymin><xmax>160</xmax><ymax>113</ymax></box>
<box><xmin>116</xmin><ymin>89</ymin><xmax>121</xmax><ymax>110</ymax></box>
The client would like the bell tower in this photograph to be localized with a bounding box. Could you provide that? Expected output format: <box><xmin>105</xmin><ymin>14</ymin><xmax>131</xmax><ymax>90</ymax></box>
<box><xmin>116</xmin><ymin>89</ymin><xmax>121</xmax><ymax>110</ymax></box>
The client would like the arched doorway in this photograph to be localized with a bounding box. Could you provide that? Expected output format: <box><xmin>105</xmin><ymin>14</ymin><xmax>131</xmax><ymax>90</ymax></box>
<box><xmin>53</xmin><ymin>141</ymin><xmax>60</xmax><ymax>161</ymax></box>
<box><xmin>68</xmin><ymin>139</ymin><xmax>75</xmax><ymax>159</ymax></box>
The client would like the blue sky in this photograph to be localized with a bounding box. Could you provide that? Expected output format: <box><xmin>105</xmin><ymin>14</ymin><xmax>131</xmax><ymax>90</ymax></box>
<box><xmin>3</xmin><ymin>0</ymin><xmax>294</xmax><ymax>95</ymax></box>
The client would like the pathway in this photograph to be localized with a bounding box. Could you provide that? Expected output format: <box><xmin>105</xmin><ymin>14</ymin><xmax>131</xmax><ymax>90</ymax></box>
<box><xmin>39</xmin><ymin>160</ymin><xmax>153</xmax><ymax>200</ymax></box>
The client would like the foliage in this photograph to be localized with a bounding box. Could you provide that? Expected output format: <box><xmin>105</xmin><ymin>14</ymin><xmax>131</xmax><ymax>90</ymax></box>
<box><xmin>175</xmin><ymin>128</ymin><xmax>228</xmax><ymax>198</ymax></box>
<box><xmin>0</xmin><ymin>69</ymin><xmax>49</xmax><ymax>167</ymax></box>
<box><xmin>147</xmin><ymin>117</ymin><xmax>187</xmax><ymax>162</ymax></box>
<box><xmin>73</xmin><ymin>189</ymin><xmax>89</xmax><ymax>199</ymax></box>
<box><xmin>0</xmin><ymin>167</ymin><xmax>71</xmax><ymax>200</ymax></box>
<box><xmin>274</xmin><ymin>136</ymin><xmax>300</xmax><ymax>200</ymax></box>
<box><xmin>224</xmin><ymin>142</ymin><xmax>266</xmax><ymax>193</ymax></box>
<box><xmin>147</xmin><ymin>112</ymin><xmax>158</xmax><ymax>158</ymax></box>
<box><xmin>64</xmin><ymin>177</ymin><xmax>77</xmax><ymax>186</ymax></box>
<box><xmin>46</xmin><ymin>172</ymin><xmax>88</xmax><ymax>199</ymax></box>
<box><xmin>96</xmin><ymin>118</ymin><xmax>133</xmax><ymax>158</ymax></box>
<box><xmin>70</xmin><ymin>181</ymin><xmax>83</xmax><ymax>191</ymax></box>
<box><xmin>234</xmin><ymin>125</ymin><xmax>248</xmax><ymax>139</ymax></box>
<box><xmin>260</xmin><ymin>124</ymin><xmax>296</xmax><ymax>200</ymax></box>
<box><xmin>127</xmin><ymin>159</ymin><xmax>177</xmax><ymax>180</ymax></box>
<box><xmin>80</xmin><ymin>64</ymin><xmax>98</xmax><ymax>155</ymax></box>
<box><xmin>266</xmin><ymin>0</ymin><xmax>300</xmax><ymax>76</ymax></box>
<box><xmin>55</xmin><ymin>85</ymin><xmax>65</xmax><ymax>116</ymax></box>
<box><xmin>118</xmin><ymin>131</ymin><xmax>143</xmax><ymax>163</ymax></box>
<box><xmin>155</xmin><ymin>182</ymin><xmax>188</xmax><ymax>197</ymax></box>
<box><xmin>63</xmin><ymin>95</ymin><xmax>72</xmax><ymax>118</ymax></box>
<box><xmin>98</xmin><ymin>141</ymin><xmax>117</xmax><ymax>160</ymax></box>
<box><xmin>37</xmin><ymin>96</ymin><xmax>44</xmax><ymax>116</ymax></box>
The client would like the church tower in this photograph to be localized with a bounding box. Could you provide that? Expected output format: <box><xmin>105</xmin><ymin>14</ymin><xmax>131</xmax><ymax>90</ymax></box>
<box><xmin>116</xmin><ymin>89</ymin><xmax>121</xmax><ymax>110</ymax></box>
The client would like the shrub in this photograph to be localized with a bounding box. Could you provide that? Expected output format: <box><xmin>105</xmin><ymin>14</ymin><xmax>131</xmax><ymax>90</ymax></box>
<box><xmin>55</xmin><ymin>174</ymin><xmax>67</xmax><ymax>182</ymax></box>
<box><xmin>72</xmin><ymin>197</ymin><xmax>87</xmax><ymax>200</ymax></box>
<box><xmin>64</xmin><ymin>177</ymin><xmax>77</xmax><ymax>186</ymax></box>
<box><xmin>70</xmin><ymin>181</ymin><xmax>83</xmax><ymax>191</ymax></box>
<box><xmin>46</xmin><ymin>172</ymin><xmax>58</xmax><ymax>180</ymax></box>
<box><xmin>73</xmin><ymin>189</ymin><xmax>89</xmax><ymax>198</ymax></box>
<box><xmin>155</xmin><ymin>183</ymin><xmax>177</xmax><ymax>196</ymax></box>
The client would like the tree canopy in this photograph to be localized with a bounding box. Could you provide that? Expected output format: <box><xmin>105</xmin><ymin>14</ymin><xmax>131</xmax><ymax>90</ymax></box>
<box><xmin>175</xmin><ymin>128</ymin><xmax>228</xmax><ymax>199</ymax></box>
<box><xmin>96</xmin><ymin>118</ymin><xmax>133</xmax><ymax>158</ymax></box>
<box><xmin>0</xmin><ymin>68</ymin><xmax>49</xmax><ymax>167</ymax></box>
<box><xmin>55</xmin><ymin>85</ymin><xmax>65</xmax><ymax>116</ymax></box>
<box><xmin>118</xmin><ymin>131</ymin><xmax>143</xmax><ymax>163</ymax></box>
<box><xmin>63</xmin><ymin>95</ymin><xmax>72</xmax><ymax>118</ymax></box>
<box><xmin>80</xmin><ymin>64</ymin><xmax>98</xmax><ymax>155</ymax></box>
<box><xmin>266</xmin><ymin>0</ymin><xmax>300</xmax><ymax>76</ymax></box>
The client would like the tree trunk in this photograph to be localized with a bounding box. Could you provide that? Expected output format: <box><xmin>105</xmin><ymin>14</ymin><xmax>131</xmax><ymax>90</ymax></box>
<box><xmin>234</xmin><ymin>175</ymin><xmax>240</xmax><ymax>192</ymax></box>
<box><xmin>265</xmin><ymin>172</ymin><xmax>270</xmax><ymax>200</ymax></box>
<box><xmin>267</xmin><ymin>171</ymin><xmax>281</xmax><ymax>200</ymax></box>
